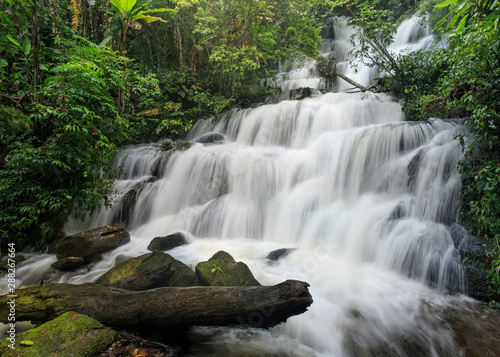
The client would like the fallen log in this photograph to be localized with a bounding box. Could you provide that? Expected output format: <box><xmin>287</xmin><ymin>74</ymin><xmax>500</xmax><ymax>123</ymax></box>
<box><xmin>1</xmin><ymin>280</ymin><xmax>312</xmax><ymax>330</ymax></box>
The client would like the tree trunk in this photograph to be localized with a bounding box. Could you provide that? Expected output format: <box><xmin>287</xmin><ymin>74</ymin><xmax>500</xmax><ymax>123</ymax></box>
<box><xmin>32</xmin><ymin>0</ymin><xmax>40</xmax><ymax>102</ymax></box>
<box><xmin>0</xmin><ymin>280</ymin><xmax>312</xmax><ymax>330</ymax></box>
<box><xmin>335</xmin><ymin>70</ymin><xmax>368</xmax><ymax>92</ymax></box>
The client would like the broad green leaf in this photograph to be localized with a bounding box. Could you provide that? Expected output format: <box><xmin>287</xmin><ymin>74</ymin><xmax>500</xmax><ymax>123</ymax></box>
<box><xmin>457</xmin><ymin>14</ymin><xmax>469</xmax><ymax>29</ymax></box>
<box><xmin>134</xmin><ymin>14</ymin><xmax>167</xmax><ymax>23</ymax></box>
<box><xmin>109</xmin><ymin>0</ymin><xmax>124</xmax><ymax>12</ymax></box>
<box><xmin>6</xmin><ymin>35</ymin><xmax>21</xmax><ymax>49</ymax></box>
<box><xmin>122</xmin><ymin>0</ymin><xmax>138</xmax><ymax>12</ymax></box>
<box><xmin>22</xmin><ymin>38</ymin><xmax>31</xmax><ymax>56</ymax></box>
<box><xmin>435</xmin><ymin>0</ymin><xmax>457</xmax><ymax>8</ymax></box>
<box><xmin>98</xmin><ymin>36</ymin><xmax>113</xmax><ymax>48</ymax></box>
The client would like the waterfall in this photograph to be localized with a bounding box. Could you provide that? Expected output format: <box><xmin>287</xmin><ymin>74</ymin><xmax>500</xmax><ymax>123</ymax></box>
<box><xmin>1</xmin><ymin>17</ymin><xmax>478</xmax><ymax>356</ymax></box>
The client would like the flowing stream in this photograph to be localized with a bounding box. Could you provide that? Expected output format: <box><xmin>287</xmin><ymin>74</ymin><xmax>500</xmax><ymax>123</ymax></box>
<box><xmin>1</xmin><ymin>17</ymin><xmax>492</xmax><ymax>356</ymax></box>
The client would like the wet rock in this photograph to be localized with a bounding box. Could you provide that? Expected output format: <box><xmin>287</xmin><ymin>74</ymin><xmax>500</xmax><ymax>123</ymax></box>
<box><xmin>96</xmin><ymin>251</ymin><xmax>198</xmax><ymax>290</ymax></box>
<box><xmin>114</xmin><ymin>254</ymin><xmax>133</xmax><ymax>266</ymax></box>
<box><xmin>51</xmin><ymin>256</ymin><xmax>85</xmax><ymax>271</ymax></box>
<box><xmin>451</xmin><ymin>224</ymin><xmax>500</xmax><ymax>302</ymax></box>
<box><xmin>195</xmin><ymin>251</ymin><xmax>260</xmax><ymax>286</ymax></box>
<box><xmin>0</xmin><ymin>311</ymin><xmax>118</xmax><ymax>357</ymax></box>
<box><xmin>194</xmin><ymin>132</ymin><xmax>225</xmax><ymax>144</ymax></box>
<box><xmin>0</xmin><ymin>254</ymin><xmax>25</xmax><ymax>271</ymax></box>
<box><xmin>55</xmin><ymin>224</ymin><xmax>130</xmax><ymax>263</ymax></box>
<box><xmin>266</xmin><ymin>248</ymin><xmax>297</xmax><ymax>262</ymax></box>
<box><xmin>148</xmin><ymin>232</ymin><xmax>188</xmax><ymax>251</ymax></box>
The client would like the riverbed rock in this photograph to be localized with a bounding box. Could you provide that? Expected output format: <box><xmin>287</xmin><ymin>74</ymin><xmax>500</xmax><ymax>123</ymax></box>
<box><xmin>55</xmin><ymin>224</ymin><xmax>130</xmax><ymax>263</ymax></box>
<box><xmin>266</xmin><ymin>248</ymin><xmax>297</xmax><ymax>262</ymax></box>
<box><xmin>194</xmin><ymin>132</ymin><xmax>225</xmax><ymax>144</ymax></box>
<box><xmin>96</xmin><ymin>251</ymin><xmax>198</xmax><ymax>290</ymax></box>
<box><xmin>195</xmin><ymin>251</ymin><xmax>260</xmax><ymax>286</ymax></box>
<box><xmin>51</xmin><ymin>256</ymin><xmax>85</xmax><ymax>271</ymax></box>
<box><xmin>0</xmin><ymin>311</ymin><xmax>118</xmax><ymax>357</ymax></box>
<box><xmin>148</xmin><ymin>232</ymin><xmax>188</xmax><ymax>251</ymax></box>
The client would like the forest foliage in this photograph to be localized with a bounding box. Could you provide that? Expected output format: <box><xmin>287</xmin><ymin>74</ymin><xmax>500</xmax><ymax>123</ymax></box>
<box><xmin>0</xmin><ymin>0</ymin><xmax>322</xmax><ymax>248</ymax></box>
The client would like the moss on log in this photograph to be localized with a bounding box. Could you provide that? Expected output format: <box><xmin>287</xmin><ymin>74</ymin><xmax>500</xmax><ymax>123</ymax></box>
<box><xmin>0</xmin><ymin>280</ymin><xmax>312</xmax><ymax>330</ymax></box>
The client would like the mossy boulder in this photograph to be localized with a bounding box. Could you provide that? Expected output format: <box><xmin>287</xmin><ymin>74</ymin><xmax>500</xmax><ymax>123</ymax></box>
<box><xmin>51</xmin><ymin>257</ymin><xmax>85</xmax><ymax>271</ymax></box>
<box><xmin>96</xmin><ymin>251</ymin><xmax>198</xmax><ymax>290</ymax></box>
<box><xmin>55</xmin><ymin>224</ymin><xmax>130</xmax><ymax>263</ymax></box>
<box><xmin>195</xmin><ymin>251</ymin><xmax>260</xmax><ymax>286</ymax></box>
<box><xmin>0</xmin><ymin>311</ymin><xmax>117</xmax><ymax>357</ymax></box>
<box><xmin>148</xmin><ymin>232</ymin><xmax>188</xmax><ymax>251</ymax></box>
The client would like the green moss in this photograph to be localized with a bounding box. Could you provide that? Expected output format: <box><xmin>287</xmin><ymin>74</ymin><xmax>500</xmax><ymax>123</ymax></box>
<box><xmin>195</xmin><ymin>251</ymin><xmax>260</xmax><ymax>286</ymax></box>
<box><xmin>96</xmin><ymin>251</ymin><xmax>198</xmax><ymax>289</ymax></box>
<box><xmin>0</xmin><ymin>312</ymin><xmax>117</xmax><ymax>357</ymax></box>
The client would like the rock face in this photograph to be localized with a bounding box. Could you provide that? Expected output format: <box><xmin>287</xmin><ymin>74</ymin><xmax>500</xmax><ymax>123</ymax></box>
<box><xmin>51</xmin><ymin>257</ymin><xmax>85</xmax><ymax>271</ymax></box>
<box><xmin>451</xmin><ymin>224</ymin><xmax>500</xmax><ymax>302</ymax></box>
<box><xmin>0</xmin><ymin>311</ymin><xmax>117</xmax><ymax>357</ymax></box>
<box><xmin>195</xmin><ymin>251</ymin><xmax>260</xmax><ymax>286</ymax></box>
<box><xmin>96</xmin><ymin>251</ymin><xmax>198</xmax><ymax>290</ymax></box>
<box><xmin>148</xmin><ymin>232</ymin><xmax>188</xmax><ymax>251</ymax></box>
<box><xmin>55</xmin><ymin>224</ymin><xmax>130</xmax><ymax>263</ymax></box>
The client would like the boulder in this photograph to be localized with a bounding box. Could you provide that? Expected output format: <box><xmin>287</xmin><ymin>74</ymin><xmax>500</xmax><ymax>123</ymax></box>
<box><xmin>194</xmin><ymin>132</ymin><xmax>225</xmax><ymax>144</ymax></box>
<box><xmin>96</xmin><ymin>251</ymin><xmax>198</xmax><ymax>290</ymax></box>
<box><xmin>266</xmin><ymin>248</ymin><xmax>297</xmax><ymax>262</ymax></box>
<box><xmin>148</xmin><ymin>232</ymin><xmax>188</xmax><ymax>251</ymax></box>
<box><xmin>0</xmin><ymin>311</ymin><xmax>117</xmax><ymax>357</ymax></box>
<box><xmin>51</xmin><ymin>257</ymin><xmax>85</xmax><ymax>271</ymax></box>
<box><xmin>55</xmin><ymin>224</ymin><xmax>130</xmax><ymax>263</ymax></box>
<box><xmin>195</xmin><ymin>251</ymin><xmax>260</xmax><ymax>286</ymax></box>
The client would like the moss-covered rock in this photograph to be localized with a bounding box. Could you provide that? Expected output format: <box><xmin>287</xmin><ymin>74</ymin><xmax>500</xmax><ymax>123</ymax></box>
<box><xmin>148</xmin><ymin>232</ymin><xmax>188</xmax><ymax>251</ymax></box>
<box><xmin>0</xmin><ymin>311</ymin><xmax>117</xmax><ymax>357</ymax></box>
<box><xmin>51</xmin><ymin>256</ymin><xmax>85</xmax><ymax>271</ymax></box>
<box><xmin>96</xmin><ymin>251</ymin><xmax>198</xmax><ymax>290</ymax></box>
<box><xmin>195</xmin><ymin>251</ymin><xmax>260</xmax><ymax>286</ymax></box>
<box><xmin>55</xmin><ymin>224</ymin><xmax>130</xmax><ymax>263</ymax></box>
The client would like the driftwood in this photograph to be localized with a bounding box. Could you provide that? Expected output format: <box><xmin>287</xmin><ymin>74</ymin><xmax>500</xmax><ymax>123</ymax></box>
<box><xmin>0</xmin><ymin>280</ymin><xmax>312</xmax><ymax>330</ymax></box>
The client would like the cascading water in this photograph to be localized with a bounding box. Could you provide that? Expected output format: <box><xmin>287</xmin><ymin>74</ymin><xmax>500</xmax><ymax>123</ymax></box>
<box><xmin>1</xmin><ymin>17</ymin><xmax>485</xmax><ymax>356</ymax></box>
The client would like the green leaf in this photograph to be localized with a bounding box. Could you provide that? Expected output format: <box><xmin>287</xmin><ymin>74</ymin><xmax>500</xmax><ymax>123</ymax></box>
<box><xmin>22</xmin><ymin>38</ymin><xmax>31</xmax><ymax>56</ymax></box>
<box><xmin>21</xmin><ymin>341</ymin><xmax>34</xmax><ymax>346</ymax></box>
<box><xmin>435</xmin><ymin>0</ymin><xmax>457</xmax><ymax>8</ymax></box>
<box><xmin>98</xmin><ymin>36</ymin><xmax>113</xmax><ymax>48</ymax></box>
<box><xmin>6</xmin><ymin>35</ymin><xmax>21</xmax><ymax>50</ymax></box>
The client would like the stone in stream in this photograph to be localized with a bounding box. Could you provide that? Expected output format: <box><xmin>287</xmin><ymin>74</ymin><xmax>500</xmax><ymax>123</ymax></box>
<box><xmin>195</xmin><ymin>250</ymin><xmax>260</xmax><ymax>286</ymax></box>
<box><xmin>148</xmin><ymin>232</ymin><xmax>188</xmax><ymax>251</ymax></box>
<box><xmin>51</xmin><ymin>256</ymin><xmax>85</xmax><ymax>271</ymax></box>
<box><xmin>266</xmin><ymin>248</ymin><xmax>297</xmax><ymax>263</ymax></box>
<box><xmin>193</xmin><ymin>132</ymin><xmax>225</xmax><ymax>144</ymax></box>
<box><xmin>54</xmin><ymin>224</ymin><xmax>130</xmax><ymax>263</ymax></box>
<box><xmin>0</xmin><ymin>311</ymin><xmax>118</xmax><ymax>357</ymax></box>
<box><xmin>96</xmin><ymin>251</ymin><xmax>198</xmax><ymax>290</ymax></box>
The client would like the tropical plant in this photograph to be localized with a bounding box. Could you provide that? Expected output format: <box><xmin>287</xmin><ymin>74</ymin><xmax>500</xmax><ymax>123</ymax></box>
<box><xmin>109</xmin><ymin>0</ymin><xmax>175</xmax><ymax>54</ymax></box>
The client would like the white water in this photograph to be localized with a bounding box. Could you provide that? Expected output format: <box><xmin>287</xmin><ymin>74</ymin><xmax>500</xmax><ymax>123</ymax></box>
<box><xmin>0</xmin><ymin>17</ymin><xmax>479</xmax><ymax>356</ymax></box>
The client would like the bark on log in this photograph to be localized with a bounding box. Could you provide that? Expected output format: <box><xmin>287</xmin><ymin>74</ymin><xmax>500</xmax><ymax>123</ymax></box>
<box><xmin>1</xmin><ymin>280</ymin><xmax>312</xmax><ymax>330</ymax></box>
